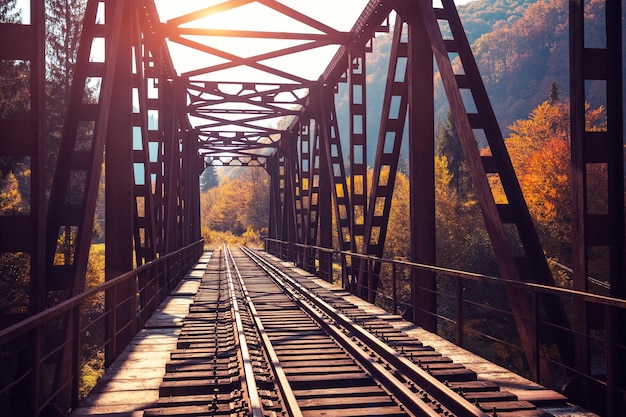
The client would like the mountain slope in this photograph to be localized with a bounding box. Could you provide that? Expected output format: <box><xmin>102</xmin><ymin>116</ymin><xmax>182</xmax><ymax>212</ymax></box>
<box><xmin>336</xmin><ymin>0</ymin><xmax>616</xmax><ymax>166</ymax></box>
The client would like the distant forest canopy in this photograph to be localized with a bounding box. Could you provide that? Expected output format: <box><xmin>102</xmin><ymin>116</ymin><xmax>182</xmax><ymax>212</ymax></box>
<box><xmin>335</xmin><ymin>0</ymin><xmax>618</xmax><ymax>166</ymax></box>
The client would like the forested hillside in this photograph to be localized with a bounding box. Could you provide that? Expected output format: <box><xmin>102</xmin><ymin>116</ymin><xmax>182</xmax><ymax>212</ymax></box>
<box><xmin>336</xmin><ymin>0</ymin><xmax>614</xmax><ymax>163</ymax></box>
<box><xmin>457</xmin><ymin>0</ymin><xmax>535</xmax><ymax>44</ymax></box>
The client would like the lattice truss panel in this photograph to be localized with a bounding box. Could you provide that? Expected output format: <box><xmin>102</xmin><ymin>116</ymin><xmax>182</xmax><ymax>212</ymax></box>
<box><xmin>263</xmin><ymin>0</ymin><xmax>581</xmax><ymax>385</ymax></box>
<box><xmin>44</xmin><ymin>0</ymin><xmax>201</xmax><ymax>302</ymax></box>
<box><xmin>158</xmin><ymin>0</ymin><xmax>359</xmax><ymax>167</ymax></box>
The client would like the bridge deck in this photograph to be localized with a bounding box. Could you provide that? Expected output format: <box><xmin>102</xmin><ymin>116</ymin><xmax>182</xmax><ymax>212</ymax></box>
<box><xmin>70</xmin><ymin>250</ymin><xmax>595</xmax><ymax>417</ymax></box>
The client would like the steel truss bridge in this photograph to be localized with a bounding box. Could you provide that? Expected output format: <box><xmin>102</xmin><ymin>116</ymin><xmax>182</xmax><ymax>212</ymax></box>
<box><xmin>0</xmin><ymin>0</ymin><xmax>624</xmax><ymax>415</ymax></box>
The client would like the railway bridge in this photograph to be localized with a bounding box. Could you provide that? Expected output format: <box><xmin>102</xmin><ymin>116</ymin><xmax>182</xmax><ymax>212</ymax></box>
<box><xmin>0</xmin><ymin>0</ymin><xmax>624</xmax><ymax>416</ymax></box>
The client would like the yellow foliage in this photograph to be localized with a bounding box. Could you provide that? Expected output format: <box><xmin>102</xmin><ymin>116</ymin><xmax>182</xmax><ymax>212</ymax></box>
<box><xmin>200</xmin><ymin>168</ymin><xmax>270</xmax><ymax>236</ymax></box>
<box><xmin>384</xmin><ymin>170</ymin><xmax>410</xmax><ymax>260</ymax></box>
<box><xmin>0</xmin><ymin>171</ymin><xmax>23</xmax><ymax>215</ymax></box>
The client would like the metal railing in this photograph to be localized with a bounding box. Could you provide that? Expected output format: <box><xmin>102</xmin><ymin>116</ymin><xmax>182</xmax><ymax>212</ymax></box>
<box><xmin>0</xmin><ymin>239</ymin><xmax>204</xmax><ymax>417</ymax></box>
<box><xmin>265</xmin><ymin>238</ymin><xmax>626</xmax><ymax>416</ymax></box>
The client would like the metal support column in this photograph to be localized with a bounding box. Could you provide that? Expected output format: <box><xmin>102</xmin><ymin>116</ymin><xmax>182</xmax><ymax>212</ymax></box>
<box><xmin>570</xmin><ymin>0</ymin><xmax>625</xmax><ymax>413</ymax></box>
<box><xmin>104</xmin><ymin>0</ymin><xmax>135</xmax><ymax>364</ymax></box>
<box><xmin>406</xmin><ymin>3</ymin><xmax>436</xmax><ymax>331</ymax></box>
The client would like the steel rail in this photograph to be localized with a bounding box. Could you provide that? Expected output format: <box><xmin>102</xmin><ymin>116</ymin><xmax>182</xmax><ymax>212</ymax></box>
<box><xmin>226</xmin><ymin>246</ymin><xmax>304</xmax><ymax>417</ymax></box>
<box><xmin>222</xmin><ymin>245</ymin><xmax>264</xmax><ymax>417</ymax></box>
<box><xmin>240</xmin><ymin>246</ymin><xmax>489</xmax><ymax>417</ymax></box>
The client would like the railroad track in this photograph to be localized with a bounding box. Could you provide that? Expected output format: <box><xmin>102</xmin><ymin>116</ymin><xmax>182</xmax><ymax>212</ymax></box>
<box><xmin>144</xmin><ymin>247</ymin><xmax>551</xmax><ymax>416</ymax></box>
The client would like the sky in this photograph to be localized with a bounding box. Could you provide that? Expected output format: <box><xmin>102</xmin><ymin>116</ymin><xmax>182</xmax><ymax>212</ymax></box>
<box><xmin>11</xmin><ymin>0</ymin><xmax>480</xmax><ymax>98</ymax></box>
<box><xmin>15</xmin><ymin>0</ymin><xmax>476</xmax><ymax>25</ymax></box>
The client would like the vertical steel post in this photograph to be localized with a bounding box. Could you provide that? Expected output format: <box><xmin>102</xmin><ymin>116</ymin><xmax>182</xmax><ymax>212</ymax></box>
<box><xmin>348</xmin><ymin>48</ymin><xmax>368</xmax><ymax>255</ymax></box>
<box><xmin>570</xmin><ymin>0</ymin><xmax>624</xmax><ymax>411</ymax></box>
<box><xmin>318</xmin><ymin>114</ymin><xmax>334</xmax><ymax>283</ymax></box>
<box><xmin>359</xmin><ymin>14</ymin><xmax>409</xmax><ymax>298</ymax></box>
<box><xmin>569</xmin><ymin>0</ymin><xmax>590</xmax><ymax>396</ymax></box>
<box><xmin>406</xmin><ymin>2</ymin><xmax>436</xmax><ymax>331</ymax></box>
<box><xmin>267</xmin><ymin>155</ymin><xmax>280</xmax><ymax>244</ymax></box>
<box><xmin>105</xmin><ymin>0</ymin><xmax>135</xmax><ymax>362</ymax></box>
<box><xmin>31</xmin><ymin>0</ymin><xmax>46</xmax><ymax>317</ymax></box>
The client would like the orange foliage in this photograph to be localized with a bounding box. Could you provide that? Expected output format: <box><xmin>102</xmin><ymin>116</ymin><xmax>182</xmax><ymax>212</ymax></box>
<box><xmin>504</xmin><ymin>99</ymin><xmax>606</xmax><ymax>261</ymax></box>
<box><xmin>523</xmin><ymin>137</ymin><xmax>571</xmax><ymax>244</ymax></box>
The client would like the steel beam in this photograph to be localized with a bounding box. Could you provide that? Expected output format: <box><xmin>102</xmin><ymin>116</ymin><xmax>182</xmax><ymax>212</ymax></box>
<box><xmin>104</xmin><ymin>0</ymin><xmax>135</xmax><ymax>363</ymax></box>
<box><xmin>348</xmin><ymin>47</ymin><xmax>368</xmax><ymax>253</ymax></box>
<box><xmin>570</xmin><ymin>0</ymin><xmax>625</xmax><ymax>412</ymax></box>
<box><xmin>404</xmin><ymin>2</ymin><xmax>436</xmax><ymax>332</ymax></box>
<box><xmin>0</xmin><ymin>1</ymin><xmax>46</xmax><ymax>326</ymax></box>
<box><xmin>359</xmin><ymin>14</ymin><xmax>409</xmax><ymax>297</ymax></box>
<box><xmin>304</xmin><ymin>117</ymin><xmax>322</xmax><ymax>248</ymax></box>
<box><xmin>131</xmin><ymin>9</ymin><xmax>158</xmax><ymax>265</ymax></box>
<box><xmin>416</xmin><ymin>0</ymin><xmax>575</xmax><ymax>386</ymax></box>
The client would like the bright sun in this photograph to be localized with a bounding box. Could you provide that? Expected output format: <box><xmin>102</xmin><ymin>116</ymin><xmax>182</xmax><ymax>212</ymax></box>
<box><xmin>155</xmin><ymin>0</ymin><xmax>371</xmax><ymax>82</ymax></box>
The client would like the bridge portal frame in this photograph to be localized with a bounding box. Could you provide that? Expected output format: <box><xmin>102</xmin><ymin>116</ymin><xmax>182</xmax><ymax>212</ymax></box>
<box><xmin>0</xmin><ymin>0</ymin><xmax>624</xmax><ymax>415</ymax></box>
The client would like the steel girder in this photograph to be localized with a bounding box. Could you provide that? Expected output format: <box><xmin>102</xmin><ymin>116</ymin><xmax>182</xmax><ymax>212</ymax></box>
<box><xmin>270</xmin><ymin>0</ymin><xmax>574</xmax><ymax>385</ymax></box>
<box><xmin>0</xmin><ymin>1</ymin><xmax>46</xmax><ymax>326</ymax></box>
<box><xmin>45</xmin><ymin>0</ymin><xmax>194</xmax><ymax>298</ymax></box>
<box><xmin>405</xmin><ymin>3</ymin><xmax>436</xmax><ymax>332</ymax></box>
<box><xmin>570</xmin><ymin>0</ymin><xmax>625</xmax><ymax>412</ymax></box>
<box><xmin>38</xmin><ymin>2</ymin><xmax>202</xmax><ymax>391</ymax></box>
<box><xmin>357</xmin><ymin>12</ymin><xmax>410</xmax><ymax>298</ymax></box>
<box><xmin>415</xmin><ymin>0</ymin><xmax>573</xmax><ymax>385</ymax></box>
<box><xmin>160</xmin><ymin>0</ymin><xmax>352</xmax><ymax>167</ymax></box>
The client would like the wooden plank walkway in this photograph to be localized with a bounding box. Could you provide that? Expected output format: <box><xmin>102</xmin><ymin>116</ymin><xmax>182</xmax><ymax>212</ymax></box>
<box><xmin>266</xmin><ymin>255</ymin><xmax>598</xmax><ymax>417</ymax></box>
<box><xmin>71</xmin><ymin>250</ymin><xmax>597</xmax><ymax>417</ymax></box>
<box><xmin>70</xmin><ymin>252</ymin><xmax>212</xmax><ymax>417</ymax></box>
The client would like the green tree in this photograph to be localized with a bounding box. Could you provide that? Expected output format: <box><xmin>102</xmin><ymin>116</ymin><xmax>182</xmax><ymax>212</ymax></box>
<box><xmin>199</xmin><ymin>165</ymin><xmax>218</xmax><ymax>192</ymax></box>
<box><xmin>548</xmin><ymin>81</ymin><xmax>560</xmax><ymax>103</ymax></box>
<box><xmin>435</xmin><ymin>109</ymin><xmax>472</xmax><ymax>198</ymax></box>
<box><xmin>45</xmin><ymin>0</ymin><xmax>88</xmax><ymax>185</ymax></box>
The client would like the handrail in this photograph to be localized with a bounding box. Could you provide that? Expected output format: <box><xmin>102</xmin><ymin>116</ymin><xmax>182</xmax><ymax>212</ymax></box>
<box><xmin>264</xmin><ymin>237</ymin><xmax>626</xmax><ymax>411</ymax></box>
<box><xmin>0</xmin><ymin>239</ymin><xmax>204</xmax><ymax>417</ymax></box>
<box><xmin>264</xmin><ymin>237</ymin><xmax>626</xmax><ymax>310</ymax></box>
<box><xmin>0</xmin><ymin>239</ymin><xmax>204</xmax><ymax>344</ymax></box>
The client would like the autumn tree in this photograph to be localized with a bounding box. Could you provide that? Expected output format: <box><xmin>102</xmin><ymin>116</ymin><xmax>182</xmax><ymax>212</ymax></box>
<box><xmin>0</xmin><ymin>171</ymin><xmax>30</xmax><ymax>315</ymax></box>
<box><xmin>548</xmin><ymin>81</ymin><xmax>560</xmax><ymax>103</ymax></box>
<box><xmin>504</xmin><ymin>98</ymin><xmax>606</xmax><ymax>266</ymax></box>
<box><xmin>0</xmin><ymin>172</ymin><xmax>24</xmax><ymax>215</ymax></box>
<box><xmin>200</xmin><ymin>168</ymin><xmax>270</xmax><ymax>237</ymax></box>
<box><xmin>473</xmin><ymin>0</ymin><xmax>567</xmax><ymax>85</ymax></box>
<box><xmin>383</xmin><ymin>169</ymin><xmax>410</xmax><ymax>260</ymax></box>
